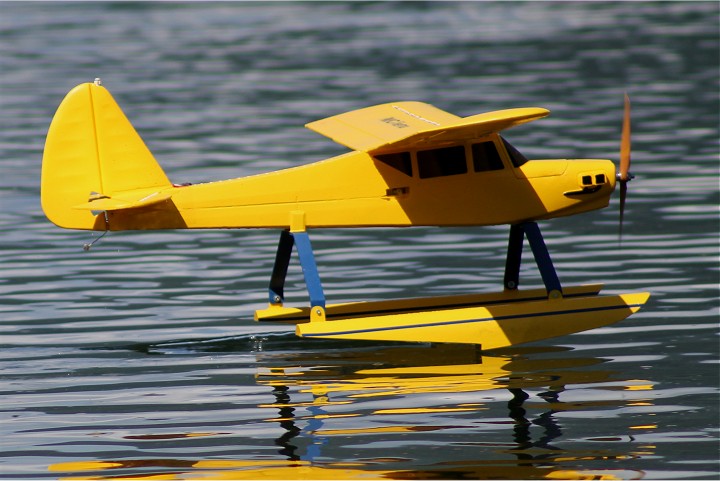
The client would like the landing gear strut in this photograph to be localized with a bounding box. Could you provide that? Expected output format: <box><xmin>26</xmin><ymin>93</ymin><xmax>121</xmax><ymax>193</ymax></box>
<box><xmin>504</xmin><ymin>222</ymin><xmax>563</xmax><ymax>299</ymax></box>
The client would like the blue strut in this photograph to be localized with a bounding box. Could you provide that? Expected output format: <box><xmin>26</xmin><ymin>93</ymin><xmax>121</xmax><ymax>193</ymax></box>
<box><xmin>504</xmin><ymin>222</ymin><xmax>562</xmax><ymax>297</ymax></box>
<box><xmin>268</xmin><ymin>230</ymin><xmax>326</xmax><ymax>308</ymax></box>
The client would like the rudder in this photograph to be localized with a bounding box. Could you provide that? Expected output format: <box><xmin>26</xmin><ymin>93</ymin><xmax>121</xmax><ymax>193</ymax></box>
<box><xmin>41</xmin><ymin>81</ymin><xmax>172</xmax><ymax>230</ymax></box>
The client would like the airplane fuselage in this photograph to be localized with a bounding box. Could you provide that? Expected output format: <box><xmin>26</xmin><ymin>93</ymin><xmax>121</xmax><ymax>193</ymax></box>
<box><xmin>104</xmin><ymin>134</ymin><xmax>616</xmax><ymax>231</ymax></box>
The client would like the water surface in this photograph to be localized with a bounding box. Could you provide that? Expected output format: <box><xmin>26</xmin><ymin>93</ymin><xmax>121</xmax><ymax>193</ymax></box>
<box><xmin>0</xmin><ymin>2</ymin><xmax>718</xmax><ymax>479</ymax></box>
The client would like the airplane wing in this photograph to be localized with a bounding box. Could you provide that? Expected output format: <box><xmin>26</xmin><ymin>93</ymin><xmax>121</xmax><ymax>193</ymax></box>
<box><xmin>306</xmin><ymin>102</ymin><xmax>549</xmax><ymax>155</ymax></box>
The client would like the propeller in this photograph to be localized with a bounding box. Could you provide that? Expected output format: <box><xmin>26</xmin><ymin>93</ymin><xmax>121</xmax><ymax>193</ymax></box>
<box><xmin>617</xmin><ymin>93</ymin><xmax>634</xmax><ymax>243</ymax></box>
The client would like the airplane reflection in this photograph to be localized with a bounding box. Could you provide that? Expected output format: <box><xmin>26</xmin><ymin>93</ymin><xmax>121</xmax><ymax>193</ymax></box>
<box><xmin>271</xmin><ymin>385</ymin><xmax>303</xmax><ymax>461</ymax></box>
<box><xmin>48</xmin><ymin>344</ymin><xmax>654</xmax><ymax>480</ymax></box>
<box><xmin>254</xmin><ymin>343</ymin><xmax>651</xmax><ymax>479</ymax></box>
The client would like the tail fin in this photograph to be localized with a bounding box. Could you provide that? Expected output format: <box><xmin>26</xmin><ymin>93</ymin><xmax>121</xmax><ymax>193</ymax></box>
<box><xmin>41</xmin><ymin>81</ymin><xmax>172</xmax><ymax>230</ymax></box>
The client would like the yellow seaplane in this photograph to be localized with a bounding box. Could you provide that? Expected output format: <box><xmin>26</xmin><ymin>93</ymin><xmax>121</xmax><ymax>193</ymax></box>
<box><xmin>41</xmin><ymin>79</ymin><xmax>649</xmax><ymax>349</ymax></box>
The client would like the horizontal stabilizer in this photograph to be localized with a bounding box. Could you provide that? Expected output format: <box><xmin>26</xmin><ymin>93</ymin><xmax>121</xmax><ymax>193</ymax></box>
<box><xmin>73</xmin><ymin>190</ymin><xmax>172</xmax><ymax>212</ymax></box>
<box><xmin>306</xmin><ymin>102</ymin><xmax>549</xmax><ymax>154</ymax></box>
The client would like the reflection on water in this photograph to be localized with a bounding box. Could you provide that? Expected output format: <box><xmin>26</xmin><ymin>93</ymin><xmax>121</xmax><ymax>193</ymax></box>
<box><xmin>48</xmin><ymin>343</ymin><xmax>658</xmax><ymax>480</ymax></box>
<box><xmin>1</xmin><ymin>0</ymin><xmax>718</xmax><ymax>479</ymax></box>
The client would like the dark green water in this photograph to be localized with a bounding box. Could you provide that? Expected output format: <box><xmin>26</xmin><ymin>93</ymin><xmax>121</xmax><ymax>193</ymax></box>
<box><xmin>1</xmin><ymin>2</ymin><xmax>718</xmax><ymax>479</ymax></box>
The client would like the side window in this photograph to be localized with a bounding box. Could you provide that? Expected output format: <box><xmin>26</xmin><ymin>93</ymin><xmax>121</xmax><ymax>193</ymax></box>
<box><xmin>501</xmin><ymin>137</ymin><xmax>529</xmax><ymax>167</ymax></box>
<box><xmin>472</xmin><ymin>141</ymin><xmax>504</xmax><ymax>171</ymax></box>
<box><xmin>417</xmin><ymin>146</ymin><xmax>467</xmax><ymax>179</ymax></box>
<box><xmin>375</xmin><ymin>152</ymin><xmax>413</xmax><ymax>177</ymax></box>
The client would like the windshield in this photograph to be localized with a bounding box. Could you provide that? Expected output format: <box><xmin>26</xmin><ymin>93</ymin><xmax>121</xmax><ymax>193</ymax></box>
<box><xmin>501</xmin><ymin>137</ymin><xmax>529</xmax><ymax>167</ymax></box>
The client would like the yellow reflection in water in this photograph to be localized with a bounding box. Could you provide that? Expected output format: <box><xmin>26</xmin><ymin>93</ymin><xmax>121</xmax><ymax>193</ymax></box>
<box><xmin>49</xmin><ymin>344</ymin><xmax>652</xmax><ymax>480</ymax></box>
<box><xmin>49</xmin><ymin>458</ymin><xmax>642</xmax><ymax>480</ymax></box>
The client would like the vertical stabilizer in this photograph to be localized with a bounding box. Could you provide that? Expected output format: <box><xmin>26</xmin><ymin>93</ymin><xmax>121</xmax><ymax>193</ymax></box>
<box><xmin>41</xmin><ymin>81</ymin><xmax>171</xmax><ymax>230</ymax></box>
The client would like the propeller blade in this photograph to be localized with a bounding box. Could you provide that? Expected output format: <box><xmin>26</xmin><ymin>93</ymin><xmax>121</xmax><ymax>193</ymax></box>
<box><xmin>619</xmin><ymin>93</ymin><xmax>631</xmax><ymax>182</ymax></box>
<box><xmin>618</xmin><ymin>94</ymin><xmax>632</xmax><ymax>244</ymax></box>
<box><xmin>619</xmin><ymin>180</ymin><xmax>627</xmax><ymax>242</ymax></box>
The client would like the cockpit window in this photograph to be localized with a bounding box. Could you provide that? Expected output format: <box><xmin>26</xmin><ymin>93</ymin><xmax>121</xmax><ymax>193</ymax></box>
<box><xmin>375</xmin><ymin>151</ymin><xmax>413</xmax><ymax>177</ymax></box>
<box><xmin>472</xmin><ymin>141</ymin><xmax>504</xmax><ymax>171</ymax></box>
<box><xmin>417</xmin><ymin>145</ymin><xmax>467</xmax><ymax>179</ymax></box>
<box><xmin>501</xmin><ymin>137</ymin><xmax>529</xmax><ymax>167</ymax></box>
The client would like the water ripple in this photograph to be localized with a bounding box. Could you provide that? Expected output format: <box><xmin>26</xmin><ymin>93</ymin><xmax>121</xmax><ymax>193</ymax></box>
<box><xmin>1</xmin><ymin>1</ymin><xmax>718</xmax><ymax>479</ymax></box>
